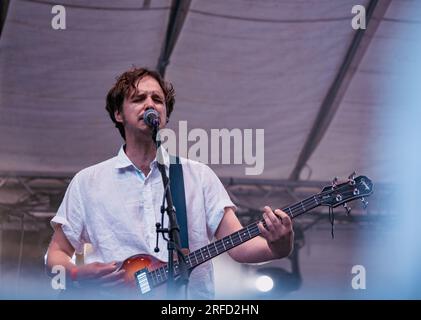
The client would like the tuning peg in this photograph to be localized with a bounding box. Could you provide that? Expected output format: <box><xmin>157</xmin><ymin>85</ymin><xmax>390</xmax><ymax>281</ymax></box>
<box><xmin>348</xmin><ymin>171</ymin><xmax>356</xmax><ymax>185</ymax></box>
<box><xmin>332</xmin><ymin>176</ymin><xmax>338</xmax><ymax>189</ymax></box>
<box><xmin>343</xmin><ymin>203</ymin><xmax>352</xmax><ymax>215</ymax></box>
<box><xmin>361</xmin><ymin>197</ymin><xmax>368</xmax><ymax>209</ymax></box>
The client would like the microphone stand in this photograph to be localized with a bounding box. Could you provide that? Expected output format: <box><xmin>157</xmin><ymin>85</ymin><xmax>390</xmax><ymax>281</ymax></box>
<box><xmin>152</xmin><ymin>126</ymin><xmax>190</xmax><ymax>299</ymax></box>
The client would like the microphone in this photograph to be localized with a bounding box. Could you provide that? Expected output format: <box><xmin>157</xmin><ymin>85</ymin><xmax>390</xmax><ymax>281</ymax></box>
<box><xmin>143</xmin><ymin>108</ymin><xmax>160</xmax><ymax>128</ymax></box>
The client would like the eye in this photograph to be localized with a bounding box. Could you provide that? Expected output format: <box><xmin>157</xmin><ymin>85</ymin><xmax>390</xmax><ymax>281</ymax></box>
<box><xmin>132</xmin><ymin>94</ymin><xmax>146</xmax><ymax>102</ymax></box>
<box><xmin>153</xmin><ymin>96</ymin><xmax>164</xmax><ymax>104</ymax></box>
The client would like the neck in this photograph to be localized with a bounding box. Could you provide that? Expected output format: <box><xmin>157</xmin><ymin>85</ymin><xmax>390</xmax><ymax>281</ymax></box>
<box><xmin>125</xmin><ymin>132</ymin><xmax>157</xmax><ymax>175</ymax></box>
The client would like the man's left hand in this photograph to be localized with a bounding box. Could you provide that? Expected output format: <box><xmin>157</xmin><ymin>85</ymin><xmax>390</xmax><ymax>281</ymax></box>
<box><xmin>257</xmin><ymin>206</ymin><xmax>294</xmax><ymax>259</ymax></box>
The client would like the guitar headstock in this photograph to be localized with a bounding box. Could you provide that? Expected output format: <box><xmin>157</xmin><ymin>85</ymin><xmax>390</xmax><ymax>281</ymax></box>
<box><xmin>318</xmin><ymin>174</ymin><xmax>373</xmax><ymax>208</ymax></box>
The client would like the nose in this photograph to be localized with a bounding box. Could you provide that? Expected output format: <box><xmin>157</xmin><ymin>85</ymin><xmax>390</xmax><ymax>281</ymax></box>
<box><xmin>144</xmin><ymin>96</ymin><xmax>156</xmax><ymax>110</ymax></box>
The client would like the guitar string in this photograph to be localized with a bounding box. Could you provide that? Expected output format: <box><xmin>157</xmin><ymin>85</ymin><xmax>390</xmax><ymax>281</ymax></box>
<box><xmin>150</xmin><ymin>192</ymin><xmax>358</xmax><ymax>287</ymax></box>
<box><xmin>149</xmin><ymin>195</ymin><xmax>320</xmax><ymax>285</ymax></box>
<box><xmin>185</xmin><ymin>181</ymin><xmax>366</xmax><ymax>267</ymax></box>
<box><xmin>149</xmin><ymin>187</ymin><xmax>361</xmax><ymax>286</ymax></box>
<box><xmin>148</xmin><ymin>185</ymin><xmax>364</xmax><ymax>286</ymax></box>
<box><xmin>151</xmin><ymin>201</ymin><xmax>317</xmax><ymax>285</ymax></box>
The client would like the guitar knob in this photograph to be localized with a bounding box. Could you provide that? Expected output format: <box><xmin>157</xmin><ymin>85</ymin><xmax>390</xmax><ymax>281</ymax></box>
<box><xmin>332</xmin><ymin>176</ymin><xmax>338</xmax><ymax>189</ymax></box>
<box><xmin>343</xmin><ymin>203</ymin><xmax>352</xmax><ymax>215</ymax></box>
<box><xmin>361</xmin><ymin>197</ymin><xmax>368</xmax><ymax>209</ymax></box>
<box><xmin>348</xmin><ymin>171</ymin><xmax>356</xmax><ymax>185</ymax></box>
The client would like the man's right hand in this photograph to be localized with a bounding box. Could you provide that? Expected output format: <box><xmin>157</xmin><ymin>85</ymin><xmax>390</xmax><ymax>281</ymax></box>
<box><xmin>72</xmin><ymin>262</ymin><xmax>126</xmax><ymax>288</ymax></box>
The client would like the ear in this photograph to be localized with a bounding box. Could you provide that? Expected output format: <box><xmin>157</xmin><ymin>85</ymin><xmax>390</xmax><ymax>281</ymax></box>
<box><xmin>114</xmin><ymin>109</ymin><xmax>123</xmax><ymax>123</ymax></box>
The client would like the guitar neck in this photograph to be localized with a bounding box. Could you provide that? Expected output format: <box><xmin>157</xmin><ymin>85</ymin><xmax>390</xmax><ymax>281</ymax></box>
<box><xmin>187</xmin><ymin>194</ymin><xmax>320</xmax><ymax>268</ymax></box>
<box><xmin>148</xmin><ymin>194</ymin><xmax>321</xmax><ymax>287</ymax></box>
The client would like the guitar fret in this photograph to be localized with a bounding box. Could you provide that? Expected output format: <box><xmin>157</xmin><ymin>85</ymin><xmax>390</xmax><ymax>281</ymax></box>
<box><xmin>209</xmin><ymin>245</ymin><xmax>217</xmax><ymax>257</ymax></box>
<box><xmin>253</xmin><ymin>224</ymin><xmax>260</xmax><ymax>236</ymax></box>
<box><xmin>195</xmin><ymin>251</ymin><xmax>201</xmax><ymax>264</ymax></box>
<box><xmin>160</xmin><ymin>267</ymin><xmax>166</xmax><ymax>281</ymax></box>
<box><xmin>235</xmin><ymin>233</ymin><xmax>240</xmax><ymax>244</ymax></box>
<box><xmin>215</xmin><ymin>241</ymin><xmax>221</xmax><ymax>253</ymax></box>
<box><xmin>301</xmin><ymin>201</ymin><xmax>305</xmax><ymax>212</ymax></box>
<box><xmin>150</xmin><ymin>270</ymin><xmax>157</xmax><ymax>286</ymax></box>
<box><xmin>203</xmin><ymin>247</ymin><xmax>210</xmax><ymax>259</ymax></box>
<box><xmin>154</xmin><ymin>269</ymin><xmax>160</xmax><ymax>283</ymax></box>
<box><xmin>228</xmin><ymin>237</ymin><xmax>233</xmax><ymax>248</ymax></box>
<box><xmin>156</xmin><ymin>269</ymin><xmax>163</xmax><ymax>285</ymax></box>
<box><xmin>218</xmin><ymin>242</ymin><xmax>225</xmax><ymax>253</ymax></box>
<box><xmin>241</xmin><ymin>231</ymin><xmax>246</xmax><ymax>241</ymax></box>
<box><xmin>230</xmin><ymin>234</ymin><xmax>237</xmax><ymax>246</ymax></box>
<box><xmin>213</xmin><ymin>242</ymin><xmax>219</xmax><ymax>255</ymax></box>
<box><xmin>246</xmin><ymin>226</ymin><xmax>252</xmax><ymax>238</ymax></box>
<box><xmin>156</xmin><ymin>268</ymin><xmax>161</xmax><ymax>282</ymax></box>
<box><xmin>155</xmin><ymin>270</ymin><xmax>160</xmax><ymax>285</ymax></box>
<box><xmin>204</xmin><ymin>246</ymin><xmax>211</xmax><ymax>259</ymax></box>
<box><xmin>233</xmin><ymin>233</ymin><xmax>241</xmax><ymax>245</ymax></box>
<box><xmin>152</xmin><ymin>269</ymin><xmax>164</xmax><ymax>285</ymax></box>
<box><xmin>208</xmin><ymin>245</ymin><xmax>215</xmax><ymax>256</ymax></box>
<box><xmin>192</xmin><ymin>252</ymin><xmax>198</xmax><ymax>265</ymax></box>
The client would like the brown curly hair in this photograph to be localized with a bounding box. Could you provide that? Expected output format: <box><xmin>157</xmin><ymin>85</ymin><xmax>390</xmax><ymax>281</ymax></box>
<box><xmin>105</xmin><ymin>67</ymin><xmax>175</xmax><ymax>140</ymax></box>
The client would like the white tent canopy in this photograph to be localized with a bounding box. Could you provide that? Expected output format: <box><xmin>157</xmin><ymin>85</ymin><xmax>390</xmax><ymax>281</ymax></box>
<box><xmin>0</xmin><ymin>0</ymin><xmax>417</xmax><ymax>183</ymax></box>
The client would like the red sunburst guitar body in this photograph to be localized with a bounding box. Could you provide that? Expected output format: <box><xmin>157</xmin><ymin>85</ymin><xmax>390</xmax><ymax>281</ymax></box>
<box><xmin>120</xmin><ymin>254</ymin><xmax>166</xmax><ymax>286</ymax></box>
<box><xmin>116</xmin><ymin>254</ymin><xmax>168</xmax><ymax>299</ymax></box>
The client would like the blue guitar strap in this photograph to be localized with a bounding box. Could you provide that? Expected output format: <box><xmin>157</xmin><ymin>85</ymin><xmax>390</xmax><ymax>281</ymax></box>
<box><xmin>169</xmin><ymin>156</ymin><xmax>189</xmax><ymax>249</ymax></box>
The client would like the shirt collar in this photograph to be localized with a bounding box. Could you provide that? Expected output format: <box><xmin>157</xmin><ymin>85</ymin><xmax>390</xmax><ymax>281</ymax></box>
<box><xmin>114</xmin><ymin>144</ymin><xmax>170</xmax><ymax>170</ymax></box>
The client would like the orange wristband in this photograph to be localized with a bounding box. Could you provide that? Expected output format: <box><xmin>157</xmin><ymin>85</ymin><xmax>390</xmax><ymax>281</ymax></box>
<box><xmin>70</xmin><ymin>267</ymin><xmax>78</xmax><ymax>281</ymax></box>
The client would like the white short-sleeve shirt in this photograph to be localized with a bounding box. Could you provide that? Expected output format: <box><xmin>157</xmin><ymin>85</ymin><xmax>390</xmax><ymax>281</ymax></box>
<box><xmin>51</xmin><ymin>146</ymin><xmax>236</xmax><ymax>299</ymax></box>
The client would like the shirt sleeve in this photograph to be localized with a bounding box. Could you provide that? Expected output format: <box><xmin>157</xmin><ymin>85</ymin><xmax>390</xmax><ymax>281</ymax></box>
<box><xmin>50</xmin><ymin>173</ymin><xmax>86</xmax><ymax>254</ymax></box>
<box><xmin>200</xmin><ymin>164</ymin><xmax>237</xmax><ymax>239</ymax></box>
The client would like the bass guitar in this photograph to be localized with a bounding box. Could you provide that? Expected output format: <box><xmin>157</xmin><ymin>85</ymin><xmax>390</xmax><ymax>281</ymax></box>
<box><xmin>118</xmin><ymin>174</ymin><xmax>373</xmax><ymax>297</ymax></box>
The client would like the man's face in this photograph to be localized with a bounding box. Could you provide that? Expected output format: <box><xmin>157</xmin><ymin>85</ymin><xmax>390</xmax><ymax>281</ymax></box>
<box><xmin>115</xmin><ymin>75</ymin><xmax>167</xmax><ymax>137</ymax></box>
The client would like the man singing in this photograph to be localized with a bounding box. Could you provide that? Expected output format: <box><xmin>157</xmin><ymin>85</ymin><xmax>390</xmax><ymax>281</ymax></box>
<box><xmin>46</xmin><ymin>67</ymin><xmax>294</xmax><ymax>299</ymax></box>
